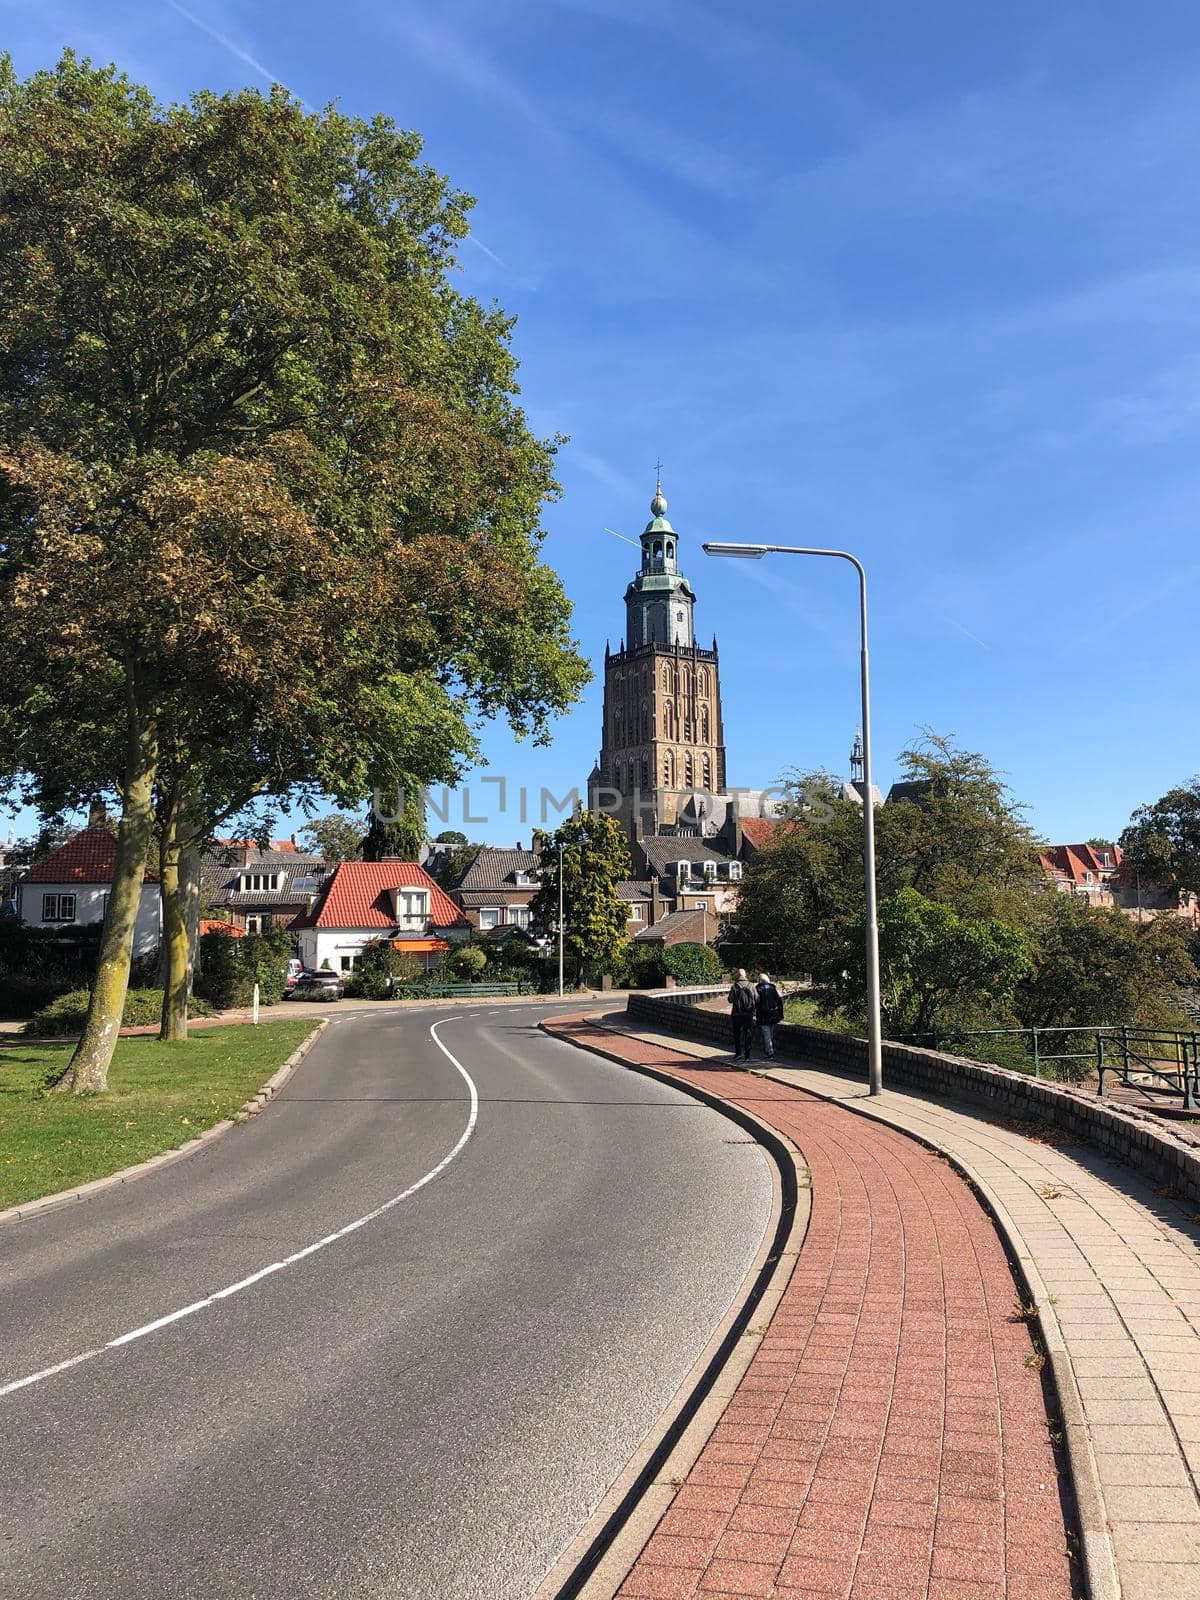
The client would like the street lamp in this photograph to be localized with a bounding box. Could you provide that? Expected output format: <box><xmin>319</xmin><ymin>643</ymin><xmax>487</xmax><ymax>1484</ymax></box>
<box><xmin>702</xmin><ymin>540</ymin><xmax>883</xmax><ymax>1097</ymax></box>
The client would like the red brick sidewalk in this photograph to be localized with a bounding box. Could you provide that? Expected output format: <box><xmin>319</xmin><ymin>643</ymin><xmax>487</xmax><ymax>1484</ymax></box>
<box><xmin>546</xmin><ymin>1019</ymin><xmax>1078</xmax><ymax>1600</ymax></box>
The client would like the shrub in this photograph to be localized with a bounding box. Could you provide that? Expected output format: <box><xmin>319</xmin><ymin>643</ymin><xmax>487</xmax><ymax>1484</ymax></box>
<box><xmin>194</xmin><ymin>927</ymin><xmax>291</xmax><ymax>1008</ymax></box>
<box><xmin>0</xmin><ymin>972</ymin><xmax>75</xmax><ymax>1020</ymax></box>
<box><xmin>27</xmin><ymin>987</ymin><xmax>213</xmax><ymax>1036</ymax></box>
<box><xmin>353</xmin><ymin>967</ymin><xmax>392</xmax><ymax>1000</ymax></box>
<box><xmin>661</xmin><ymin>942</ymin><xmax>724</xmax><ymax>986</ymax></box>
<box><xmin>451</xmin><ymin>944</ymin><xmax>487</xmax><ymax>980</ymax></box>
<box><xmin>357</xmin><ymin>938</ymin><xmax>422</xmax><ymax>982</ymax></box>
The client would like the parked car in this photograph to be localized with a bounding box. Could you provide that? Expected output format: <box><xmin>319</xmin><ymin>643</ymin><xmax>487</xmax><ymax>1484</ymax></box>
<box><xmin>285</xmin><ymin>968</ymin><xmax>344</xmax><ymax>999</ymax></box>
<box><xmin>284</xmin><ymin>958</ymin><xmax>303</xmax><ymax>991</ymax></box>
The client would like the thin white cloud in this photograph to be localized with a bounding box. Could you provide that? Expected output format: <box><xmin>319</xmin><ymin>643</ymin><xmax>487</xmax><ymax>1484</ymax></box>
<box><xmin>590</xmin><ymin>108</ymin><xmax>754</xmax><ymax>198</ymax></box>
<box><xmin>163</xmin><ymin>0</ymin><xmax>289</xmax><ymax>91</ymax></box>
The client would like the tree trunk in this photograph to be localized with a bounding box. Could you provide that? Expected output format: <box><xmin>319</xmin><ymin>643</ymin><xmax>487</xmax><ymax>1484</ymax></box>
<box><xmin>181</xmin><ymin>834</ymin><xmax>202</xmax><ymax>1000</ymax></box>
<box><xmin>57</xmin><ymin>704</ymin><xmax>157</xmax><ymax>1093</ymax></box>
<box><xmin>158</xmin><ymin>798</ymin><xmax>189</xmax><ymax>1042</ymax></box>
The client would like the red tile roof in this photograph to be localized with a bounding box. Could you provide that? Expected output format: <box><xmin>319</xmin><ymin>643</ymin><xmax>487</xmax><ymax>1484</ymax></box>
<box><xmin>291</xmin><ymin>861</ymin><xmax>466</xmax><ymax>931</ymax></box>
<box><xmin>24</xmin><ymin>827</ymin><xmax>158</xmax><ymax>884</ymax></box>
<box><xmin>1039</xmin><ymin>843</ymin><xmax>1123</xmax><ymax>887</ymax></box>
<box><xmin>740</xmin><ymin>817</ymin><xmax>801</xmax><ymax>850</ymax></box>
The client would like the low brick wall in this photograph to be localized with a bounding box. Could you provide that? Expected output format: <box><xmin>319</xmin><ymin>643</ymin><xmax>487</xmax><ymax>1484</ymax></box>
<box><xmin>627</xmin><ymin>991</ymin><xmax>1200</xmax><ymax>1208</ymax></box>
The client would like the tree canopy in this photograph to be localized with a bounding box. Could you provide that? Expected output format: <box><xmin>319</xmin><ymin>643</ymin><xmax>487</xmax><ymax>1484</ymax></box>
<box><xmin>0</xmin><ymin>53</ymin><xmax>588</xmax><ymax>1087</ymax></box>
<box><xmin>1120</xmin><ymin>779</ymin><xmax>1200</xmax><ymax>898</ymax></box>
<box><xmin>532</xmin><ymin>812</ymin><xmax>630</xmax><ymax>986</ymax></box>
<box><xmin>730</xmin><ymin>733</ymin><xmax>1195</xmax><ymax>1048</ymax></box>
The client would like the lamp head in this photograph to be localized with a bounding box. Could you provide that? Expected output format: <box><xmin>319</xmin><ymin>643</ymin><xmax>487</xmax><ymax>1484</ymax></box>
<box><xmin>702</xmin><ymin>541</ymin><xmax>768</xmax><ymax>559</ymax></box>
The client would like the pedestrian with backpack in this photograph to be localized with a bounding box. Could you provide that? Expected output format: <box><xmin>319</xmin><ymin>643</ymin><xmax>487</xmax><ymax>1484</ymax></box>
<box><xmin>755</xmin><ymin>973</ymin><xmax>784</xmax><ymax>1059</ymax></box>
<box><xmin>728</xmin><ymin>968</ymin><xmax>756</xmax><ymax>1064</ymax></box>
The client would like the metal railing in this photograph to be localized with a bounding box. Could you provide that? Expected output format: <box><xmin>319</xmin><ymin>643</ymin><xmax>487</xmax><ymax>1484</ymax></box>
<box><xmin>905</xmin><ymin>1023</ymin><xmax>1105</xmax><ymax>1078</ymax></box>
<box><xmin>1096</xmin><ymin>1026</ymin><xmax>1200</xmax><ymax>1111</ymax></box>
<box><xmin>904</xmin><ymin>1023</ymin><xmax>1200</xmax><ymax>1108</ymax></box>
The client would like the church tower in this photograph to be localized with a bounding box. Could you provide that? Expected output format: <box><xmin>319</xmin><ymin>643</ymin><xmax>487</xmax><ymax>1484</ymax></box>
<box><xmin>591</xmin><ymin>481</ymin><xmax>727</xmax><ymax>843</ymax></box>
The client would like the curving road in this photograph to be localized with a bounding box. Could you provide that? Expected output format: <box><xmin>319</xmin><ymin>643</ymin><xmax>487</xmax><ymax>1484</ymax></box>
<box><xmin>0</xmin><ymin>1001</ymin><xmax>771</xmax><ymax>1599</ymax></box>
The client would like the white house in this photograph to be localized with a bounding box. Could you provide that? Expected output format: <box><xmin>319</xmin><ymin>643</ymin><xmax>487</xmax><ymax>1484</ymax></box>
<box><xmin>18</xmin><ymin>826</ymin><xmax>161</xmax><ymax>958</ymax></box>
<box><xmin>289</xmin><ymin>860</ymin><xmax>468</xmax><ymax>973</ymax></box>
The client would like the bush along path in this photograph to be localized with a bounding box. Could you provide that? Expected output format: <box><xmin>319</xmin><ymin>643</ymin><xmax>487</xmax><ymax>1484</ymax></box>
<box><xmin>0</xmin><ymin>1021</ymin><xmax>317</xmax><ymax>1212</ymax></box>
<box><xmin>545</xmin><ymin>1017</ymin><xmax>1079</xmax><ymax>1600</ymax></box>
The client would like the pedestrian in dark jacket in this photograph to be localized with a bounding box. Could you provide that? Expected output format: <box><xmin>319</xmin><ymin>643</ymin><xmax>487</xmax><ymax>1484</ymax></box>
<box><xmin>755</xmin><ymin>974</ymin><xmax>784</xmax><ymax>1060</ymax></box>
<box><xmin>728</xmin><ymin>968</ymin><xmax>756</xmax><ymax>1063</ymax></box>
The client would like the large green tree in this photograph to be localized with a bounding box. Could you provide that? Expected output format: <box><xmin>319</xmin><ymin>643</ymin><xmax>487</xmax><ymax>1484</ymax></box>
<box><xmin>297</xmin><ymin>812</ymin><xmax>365</xmax><ymax>865</ymax></box>
<box><xmin>532</xmin><ymin>812</ymin><xmax>630</xmax><ymax>986</ymax></box>
<box><xmin>1120</xmin><ymin>779</ymin><xmax>1200</xmax><ymax>897</ymax></box>
<box><xmin>1018</xmin><ymin>893</ymin><xmax>1196</xmax><ymax>1030</ymax></box>
<box><xmin>829</xmin><ymin>887</ymin><xmax>1032</xmax><ymax>1037</ymax></box>
<box><xmin>0</xmin><ymin>55</ymin><xmax>588</xmax><ymax>1088</ymax></box>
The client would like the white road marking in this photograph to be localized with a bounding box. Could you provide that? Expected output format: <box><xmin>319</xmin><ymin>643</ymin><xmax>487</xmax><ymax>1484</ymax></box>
<box><xmin>1</xmin><ymin>1018</ymin><xmax>479</xmax><ymax>1400</ymax></box>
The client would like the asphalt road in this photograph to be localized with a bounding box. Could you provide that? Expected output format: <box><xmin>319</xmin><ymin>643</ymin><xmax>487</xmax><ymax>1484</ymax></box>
<box><xmin>0</xmin><ymin>1001</ymin><xmax>771</xmax><ymax>1600</ymax></box>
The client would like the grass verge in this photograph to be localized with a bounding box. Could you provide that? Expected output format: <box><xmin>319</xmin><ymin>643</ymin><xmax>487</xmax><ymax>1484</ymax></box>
<box><xmin>0</xmin><ymin>1021</ymin><xmax>317</xmax><ymax>1210</ymax></box>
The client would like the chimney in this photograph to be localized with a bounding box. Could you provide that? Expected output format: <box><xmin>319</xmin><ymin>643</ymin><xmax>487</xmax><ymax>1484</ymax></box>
<box><xmin>87</xmin><ymin>799</ymin><xmax>108</xmax><ymax>830</ymax></box>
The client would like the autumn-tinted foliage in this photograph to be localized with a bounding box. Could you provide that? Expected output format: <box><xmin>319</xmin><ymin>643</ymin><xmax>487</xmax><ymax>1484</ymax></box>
<box><xmin>0</xmin><ymin>54</ymin><xmax>588</xmax><ymax>1087</ymax></box>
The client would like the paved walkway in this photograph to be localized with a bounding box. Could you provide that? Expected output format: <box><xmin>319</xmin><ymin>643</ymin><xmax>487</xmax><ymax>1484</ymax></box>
<box><xmin>603</xmin><ymin>1017</ymin><xmax>1200</xmax><ymax>1600</ymax></box>
<box><xmin>547</xmin><ymin>1018</ymin><xmax>1077</xmax><ymax>1600</ymax></box>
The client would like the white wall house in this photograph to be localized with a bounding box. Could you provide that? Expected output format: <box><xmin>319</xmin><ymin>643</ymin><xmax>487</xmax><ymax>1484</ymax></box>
<box><xmin>290</xmin><ymin>861</ymin><xmax>468</xmax><ymax>973</ymax></box>
<box><xmin>18</xmin><ymin>826</ymin><xmax>161</xmax><ymax>958</ymax></box>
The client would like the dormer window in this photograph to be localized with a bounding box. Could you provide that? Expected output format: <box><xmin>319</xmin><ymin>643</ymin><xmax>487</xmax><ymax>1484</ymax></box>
<box><xmin>674</xmin><ymin>859</ymin><xmax>691</xmax><ymax>881</ymax></box>
<box><xmin>728</xmin><ymin>861</ymin><xmax>743</xmax><ymax>881</ymax></box>
<box><xmin>513</xmin><ymin>871</ymin><xmax>537</xmax><ymax>888</ymax></box>
<box><xmin>395</xmin><ymin>888</ymin><xmax>430</xmax><ymax>928</ymax></box>
<box><xmin>239</xmin><ymin>871</ymin><xmax>282</xmax><ymax>893</ymax></box>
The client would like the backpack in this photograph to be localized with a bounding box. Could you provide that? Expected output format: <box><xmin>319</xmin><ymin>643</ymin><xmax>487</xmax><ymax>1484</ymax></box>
<box><xmin>732</xmin><ymin>983</ymin><xmax>756</xmax><ymax>1017</ymax></box>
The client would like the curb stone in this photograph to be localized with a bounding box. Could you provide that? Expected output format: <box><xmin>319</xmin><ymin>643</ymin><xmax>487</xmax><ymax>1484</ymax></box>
<box><xmin>0</xmin><ymin>1020</ymin><xmax>328</xmax><ymax>1226</ymax></box>
<box><xmin>533</xmin><ymin>1017</ymin><xmax>811</xmax><ymax>1600</ymax></box>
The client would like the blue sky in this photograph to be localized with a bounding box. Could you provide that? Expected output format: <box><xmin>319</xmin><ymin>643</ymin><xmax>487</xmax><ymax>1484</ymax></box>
<box><xmin>4</xmin><ymin>1</ymin><xmax>1198</xmax><ymax>846</ymax></box>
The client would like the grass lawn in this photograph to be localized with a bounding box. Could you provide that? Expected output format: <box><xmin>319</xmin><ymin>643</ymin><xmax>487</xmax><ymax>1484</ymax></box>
<box><xmin>783</xmin><ymin>994</ymin><xmax>857</xmax><ymax>1033</ymax></box>
<box><xmin>0</xmin><ymin>1021</ymin><xmax>317</xmax><ymax>1210</ymax></box>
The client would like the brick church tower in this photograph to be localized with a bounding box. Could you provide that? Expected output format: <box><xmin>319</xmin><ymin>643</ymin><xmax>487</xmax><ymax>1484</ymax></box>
<box><xmin>590</xmin><ymin>482</ymin><xmax>727</xmax><ymax>843</ymax></box>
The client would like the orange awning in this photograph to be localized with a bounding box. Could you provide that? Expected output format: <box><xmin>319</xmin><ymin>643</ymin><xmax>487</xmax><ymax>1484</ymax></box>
<box><xmin>390</xmin><ymin>938</ymin><xmax>449</xmax><ymax>952</ymax></box>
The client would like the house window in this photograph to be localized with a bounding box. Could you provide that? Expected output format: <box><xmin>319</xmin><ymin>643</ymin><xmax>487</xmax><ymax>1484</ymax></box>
<box><xmin>728</xmin><ymin>861</ymin><xmax>743</xmax><ymax>881</ymax></box>
<box><xmin>239</xmin><ymin>872</ymin><xmax>281</xmax><ymax>893</ymax></box>
<box><xmin>479</xmin><ymin>907</ymin><xmax>500</xmax><ymax>930</ymax></box>
<box><xmin>42</xmin><ymin>893</ymin><xmax>76</xmax><ymax>923</ymax></box>
<box><xmin>245</xmin><ymin>913</ymin><xmax>273</xmax><ymax>934</ymax></box>
<box><xmin>509</xmin><ymin>906</ymin><xmax>531</xmax><ymax>929</ymax></box>
<box><xmin>397</xmin><ymin>889</ymin><xmax>429</xmax><ymax>928</ymax></box>
<box><xmin>628</xmin><ymin>904</ymin><xmax>644</xmax><ymax>922</ymax></box>
<box><xmin>340</xmin><ymin>955</ymin><xmax>354</xmax><ymax>972</ymax></box>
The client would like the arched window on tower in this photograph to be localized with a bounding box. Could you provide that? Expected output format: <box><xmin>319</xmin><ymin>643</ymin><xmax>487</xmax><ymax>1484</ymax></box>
<box><xmin>684</xmin><ymin>753</ymin><xmax>694</xmax><ymax>787</ymax></box>
<box><xmin>641</xmin><ymin>701</ymin><xmax>649</xmax><ymax>740</ymax></box>
<box><xmin>700</xmin><ymin>707</ymin><xmax>709</xmax><ymax>743</ymax></box>
<box><xmin>627</xmin><ymin>759</ymin><xmax>636</xmax><ymax>796</ymax></box>
<box><xmin>641</xmin><ymin>756</ymin><xmax>649</xmax><ymax>792</ymax></box>
<box><xmin>663</xmin><ymin>665</ymin><xmax>670</xmax><ymax>693</ymax></box>
<box><xmin>668</xmin><ymin>751</ymin><xmax>677</xmax><ymax>787</ymax></box>
<box><xmin>702</xmin><ymin>754</ymin><xmax>712</xmax><ymax>789</ymax></box>
<box><xmin>663</xmin><ymin>753</ymin><xmax>671</xmax><ymax>786</ymax></box>
<box><xmin>653</xmin><ymin>540</ymin><xmax>662</xmax><ymax>559</ymax></box>
<box><xmin>699</xmin><ymin>669</ymin><xmax>708</xmax><ymax>695</ymax></box>
<box><xmin>666</xmin><ymin>541</ymin><xmax>674</xmax><ymax>560</ymax></box>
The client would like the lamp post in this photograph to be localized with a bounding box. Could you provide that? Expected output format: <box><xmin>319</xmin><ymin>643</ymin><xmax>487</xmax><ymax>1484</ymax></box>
<box><xmin>702</xmin><ymin>540</ymin><xmax>883</xmax><ymax>1097</ymax></box>
<box><xmin>557</xmin><ymin>837</ymin><xmax>566</xmax><ymax>997</ymax></box>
